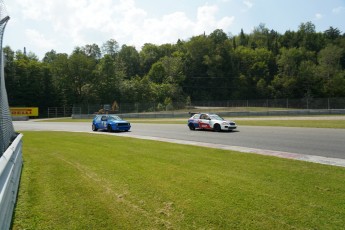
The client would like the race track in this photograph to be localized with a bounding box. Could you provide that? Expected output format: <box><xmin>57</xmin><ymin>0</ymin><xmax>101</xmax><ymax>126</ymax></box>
<box><xmin>13</xmin><ymin>121</ymin><xmax>345</xmax><ymax>167</ymax></box>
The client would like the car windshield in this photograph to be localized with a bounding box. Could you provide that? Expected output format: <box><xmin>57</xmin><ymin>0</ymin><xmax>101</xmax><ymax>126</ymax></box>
<box><xmin>209</xmin><ymin>115</ymin><xmax>224</xmax><ymax>121</ymax></box>
<box><xmin>108</xmin><ymin>115</ymin><xmax>121</xmax><ymax>121</ymax></box>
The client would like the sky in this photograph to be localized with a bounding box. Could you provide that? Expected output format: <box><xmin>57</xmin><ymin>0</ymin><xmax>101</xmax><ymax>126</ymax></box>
<box><xmin>2</xmin><ymin>0</ymin><xmax>345</xmax><ymax>59</ymax></box>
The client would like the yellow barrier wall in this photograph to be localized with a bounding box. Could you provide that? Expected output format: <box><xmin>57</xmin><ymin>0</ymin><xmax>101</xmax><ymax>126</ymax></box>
<box><xmin>10</xmin><ymin>107</ymin><xmax>39</xmax><ymax>117</ymax></box>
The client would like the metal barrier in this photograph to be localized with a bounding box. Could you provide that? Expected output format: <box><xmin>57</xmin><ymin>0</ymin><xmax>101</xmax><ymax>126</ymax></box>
<box><xmin>47</xmin><ymin>107</ymin><xmax>73</xmax><ymax>118</ymax></box>
<box><xmin>0</xmin><ymin>2</ymin><xmax>22</xmax><ymax>228</ymax></box>
<box><xmin>0</xmin><ymin>133</ymin><xmax>23</xmax><ymax>230</ymax></box>
<box><xmin>72</xmin><ymin>109</ymin><xmax>345</xmax><ymax>119</ymax></box>
<box><xmin>72</xmin><ymin>98</ymin><xmax>345</xmax><ymax>116</ymax></box>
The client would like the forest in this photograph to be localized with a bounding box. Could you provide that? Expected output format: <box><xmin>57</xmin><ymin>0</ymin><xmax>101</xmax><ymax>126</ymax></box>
<box><xmin>4</xmin><ymin>22</ymin><xmax>345</xmax><ymax>112</ymax></box>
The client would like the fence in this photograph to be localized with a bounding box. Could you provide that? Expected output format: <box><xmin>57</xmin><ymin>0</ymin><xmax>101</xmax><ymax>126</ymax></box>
<box><xmin>0</xmin><ymin>4</ymin><xmax>23</xmax><ymax>228</ymax></box>
<box><xmin>47</xmin><ymin>106</ymin><xmax>74</xmax><ymax>118</ymax></box>
<box><xmin>68</xmin><ymin>97</ymin><xmax>345</xmax><ymax>119</ymax></box>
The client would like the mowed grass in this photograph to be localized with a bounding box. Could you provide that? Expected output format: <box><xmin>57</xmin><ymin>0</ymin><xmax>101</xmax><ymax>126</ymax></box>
<box><xmin>13</xmin><ymin>131</ymin><xmax>345</xmax><ymax>229</ymax></box>
<box><xmin>236</xmin><ymin>119</ymin><xmax>345</xmax><ymax>129</ymax></box>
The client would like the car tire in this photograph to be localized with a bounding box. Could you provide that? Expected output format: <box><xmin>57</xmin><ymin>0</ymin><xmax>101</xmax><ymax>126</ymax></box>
<box><xmin>214</xmin><ymin>124</ymin><xmax>221</xmax><ymax>132</ymax></box>
<box><xmin>107</xmin><ymin>124</ymin><xmax>112</xmax><ymax>132</ymax></box>
<box><xmin>92</xmin><ymin>124</ymin><xmax>98</xmax><ymax>131</ymax></box>
<box><xmin>188</xmin><ymin>123</ymin><xmax>195</xmax><ymax>130</ymax></box>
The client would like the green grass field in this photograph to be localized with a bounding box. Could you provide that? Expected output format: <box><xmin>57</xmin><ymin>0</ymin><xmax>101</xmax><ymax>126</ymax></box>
<box><xmin>12</xmin><ymin>131</ymin><xmax>345</xmax><ymax>229</ymax></box>
<box><xmin>236</xmin><ymin>119</ymin><xmax>345</xmax><ymax>129</ymax></box>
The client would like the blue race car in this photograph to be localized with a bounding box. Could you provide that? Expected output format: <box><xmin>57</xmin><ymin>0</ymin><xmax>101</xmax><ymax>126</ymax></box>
<box><xmin>92</xmin><ymin>114</ymin><xmax>131</xmax><ymax>132</ymax></box>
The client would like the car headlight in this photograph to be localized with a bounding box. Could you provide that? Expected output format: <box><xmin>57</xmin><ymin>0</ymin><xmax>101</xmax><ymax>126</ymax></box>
<box><xmin>222</xmin><ymin>122</ymin><xmax>228</xmax><ymax>125</ymax></box>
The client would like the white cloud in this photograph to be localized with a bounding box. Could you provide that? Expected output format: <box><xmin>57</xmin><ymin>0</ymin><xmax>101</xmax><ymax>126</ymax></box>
<box><xmin>127</xmin><ymin>11</ymin><xmax>194</xmax><ymax>47</ymax></box>
<box><xmin>243</xmin><ymin>1</ymin><xmax>253</xmax><ymax>9</ymax></box>
<box><xmin>194</xmin><ymin>4</ymin><xmax>234</xmax><ymax>35</ymax></box>
<box><xmin>217</xmin><ymin>16</ymin><xmax>235</xmax><ymax>29</ymax></box>
<box><xmin>9</xmin><ymin>0</ymin><xmax>236</xmax><ymax>56</ymax></box>
<box><xmin>25</xmin><ymin>29</ymin><xmax>57</xmax><ymax>50</ymax></box>
<box><xmin>315</xmin><ymin>13</ymin><xmax>323</xmax><ymax>20</ymax></box>
<box><xmin>332</xmin><ymin>6</ymin><xmax>345</xmax><ymax>14</ymax></box>
<box><xmin>18</xmin><ymin>0</ymin><xmax>55</xmax><ymax>20</ymax></box>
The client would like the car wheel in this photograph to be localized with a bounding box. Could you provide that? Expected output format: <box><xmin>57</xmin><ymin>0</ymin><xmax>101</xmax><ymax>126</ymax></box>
<box><xmin>107</xmin><ymin>124</ymin><xmax>112</xmax><ymax>132</ymax></box>
<box><xmin>188</xmin><ymin>123</ymin><xmax>195</xmax><ymax>130</ymax></box>
<box><xmin>214</xmin><ymin>124</ymin><xmax>221</xmax><ymax>132</ymax></box>
<box><xmin>92</xmin><ymin>124</ymin><xmax>98</xmax><ymax>131</ymax></box>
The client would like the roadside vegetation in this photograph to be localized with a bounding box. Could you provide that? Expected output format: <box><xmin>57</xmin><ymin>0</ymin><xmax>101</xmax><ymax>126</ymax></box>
<box><xmin>6</xmin><ymin>22</ymin><xmax>345</xmax><ymax>117</ymax></box>
<box><xmin>235</xmin><ymin>119</ymin><xmax>345</xmax><ymax>129</ymax></box>
<box><xmin>12</xmin><ymin>131</ymin><xmax>345</xmax><ymax>229</ymax></box>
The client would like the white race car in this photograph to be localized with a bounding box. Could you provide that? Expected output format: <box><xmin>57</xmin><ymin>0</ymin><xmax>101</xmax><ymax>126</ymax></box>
<box><xmin>187</xmin><ymin>113</ymin><xmax>237</xmax><ymax>132</ymax></box>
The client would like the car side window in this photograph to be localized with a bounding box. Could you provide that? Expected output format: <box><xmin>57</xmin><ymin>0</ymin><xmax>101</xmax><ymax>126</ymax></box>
<box><xmin>101</xmin><ymin>116</ymin><xmax>107</xmax><ymax>121</ymax></box>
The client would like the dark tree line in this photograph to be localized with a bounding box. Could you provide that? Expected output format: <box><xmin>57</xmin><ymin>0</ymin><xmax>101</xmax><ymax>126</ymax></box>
<box><xmin>4</xmin><ymin>22</ymin><xmax>345</xmax><ymax>113</ymax></box>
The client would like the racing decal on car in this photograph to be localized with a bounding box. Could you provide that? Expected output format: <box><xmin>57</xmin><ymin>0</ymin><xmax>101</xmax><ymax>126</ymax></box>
<box><xmin>199</xmin><ymin>121</ymin><xmax>211</xmax><ymax>129</ymax></box>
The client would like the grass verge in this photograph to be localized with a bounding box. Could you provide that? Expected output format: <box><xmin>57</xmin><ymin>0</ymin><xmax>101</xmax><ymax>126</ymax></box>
<box><xmin>12</xmin><ymin>131</ymin><xmax>345</xmax><ymax>229</ymax></box>
<box><xmin>236</xmin><ymin>119</ymin><xmax>345</xmax><ymax>129</ymax></box>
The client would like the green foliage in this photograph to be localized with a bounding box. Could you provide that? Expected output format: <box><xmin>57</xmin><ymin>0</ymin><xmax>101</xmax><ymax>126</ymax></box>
<box><xmin>4</xmin><ymin>23</ymin><xmax>345</xmax><ymax>113</ymax></box>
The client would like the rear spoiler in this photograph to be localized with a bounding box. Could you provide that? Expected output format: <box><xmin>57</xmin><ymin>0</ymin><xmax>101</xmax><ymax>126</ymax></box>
<box><xmin>188</xmin><ymin>112</ymin><xmax>199</xmax><ymax>116</ymax></box>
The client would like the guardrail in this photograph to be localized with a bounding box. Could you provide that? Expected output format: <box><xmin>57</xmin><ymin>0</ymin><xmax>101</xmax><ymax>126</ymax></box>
<box><xmin>0</xmin><ymin>133</ymin><xmax>23</xmax><ymax>230</ymax></box>
<box><xmin>72</xmin><ymin>109</ymin><xmax>345</xmax><ymax>119</ymax></box>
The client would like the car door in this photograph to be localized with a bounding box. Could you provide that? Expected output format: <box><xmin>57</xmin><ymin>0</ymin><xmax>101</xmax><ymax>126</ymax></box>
<box><xmin>101</xmin><ymin>115</ymin><xmax>108</xmax><ymax>129</ymax></box>
<box><xmin>191</xmin><ymin>114</ymin><xmax>201</xmax><ymax>128</ymax></box>
<box><xmin>199</xmin><ymin>114</ymin><xmax>211</xmax><ymax>129</ymax></box>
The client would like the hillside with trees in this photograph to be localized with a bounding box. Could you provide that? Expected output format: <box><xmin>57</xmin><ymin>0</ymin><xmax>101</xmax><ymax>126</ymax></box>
<box><xmin>4</xmin><ymin>22</ymin><xmax>345</xmax><ymax>113</ymax></box>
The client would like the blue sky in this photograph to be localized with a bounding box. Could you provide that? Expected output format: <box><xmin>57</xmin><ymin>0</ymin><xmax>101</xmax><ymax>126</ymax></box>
<box><xmin>2</xmin><ymin>0</ymin><xmax>345</xmax><ymax>59</ymax></box>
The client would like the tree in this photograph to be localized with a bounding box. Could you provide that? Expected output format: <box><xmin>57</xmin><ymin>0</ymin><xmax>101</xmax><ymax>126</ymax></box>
<box><xmin>67</xmin><ymin>50</ymin><xmax>97</xmax><ymax>104</ymax></box>
<box><xmin>160</xmin><ymin>53</ymin><xmax>185</xmax><ymax>84</ymax></box>
<box><xmin>94</xmin><ymin>54</ymin><xmax>126</xmax><ymax>103</ymax></box>
<box><xmin>4</xmin><ymin>46</ymin><xmax>16</xmax><ymax>104</ymax></box>
<box><xmin>298</xmin><ymin>60</ymin><xmax>322</xmax><ymax>98</ymax></box>
<box><xmin>42</xmin><ymin>50</ymin><xmax>58</xmax><ymax>63</ymax></box>
<box><xmin>82</xmin><ymin>44</ymin><xmax>102</xmax><ymax>60</ymax></box>
<box><xmin>147</xmin><ymin>61</ymin><xmax>166</xmax><ymax>84</ymax></box>
<box><xmin>49</xmin><ymin>53</ymin><xmax>70</xmax><ymax>106</ymax></box>
<box><xmin>118</xmin><ymin>45</ymin><xmax>140</xmax><ymax>79</ymax></box>
<box><xmin>297</xmin><ymin>22</ymin><xmax>324</xmax><ymax>52</ymax></box>
<box><xmin>317</xmin><ymin>44</ymin><xmax>344</xmax><ymax>96</ymax></box>
<box><xmin>209</xmin><ymin>29</ymin><xmax>228</xmax><ymax>44</ymax></box>
<box><xmin>239</xmin><ymin>29</ymin><xmax>248</xmax><ymax>46</ymax></box>
<box><xmin>234</xmin><ymin>46</ymin><xmax>275</xmax><ymax>99</ymax></box>
<box><xmin>102</xmin><ymin>39</ymin><xmax>119</xmax><ymax>58</ymax></box>
<box><xmin>183</xmin><ymin>35</ymin><xmax>212</xmax><ymax>100</ymax></box>
<box><xmin>250</xmin><ymin>23</ymin><xmax>269</xmax><ymax>49</ymax></box>
<box><xmin>139</xmin><ymin>43</ymin><xmax>163</xmax><ymax>75</ymax></box>
<box><xmin>324</xmin><ymin>27</ymin><xmax>342</xmax><ymax>41</ymax></box>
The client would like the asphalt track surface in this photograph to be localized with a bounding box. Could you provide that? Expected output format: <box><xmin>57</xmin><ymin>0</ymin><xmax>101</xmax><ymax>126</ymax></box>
<box><xmin>13</xmin><ymin>121</ymin><xmax>345</xmax><ymax>167</ymax></box>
